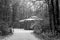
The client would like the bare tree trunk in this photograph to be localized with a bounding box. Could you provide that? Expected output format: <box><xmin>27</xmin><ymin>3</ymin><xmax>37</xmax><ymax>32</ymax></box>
<box><xmin>48</xmin><ymin>0</ymin><xmax>59</xmax><ymax>33</ymax></box>
<box><xmin>48</xmin><ymin>0</ymin><xmax>54</xmax><ymax>32</ymax></box>
<box><xmin>53</xmin><ymin>0</ymin><xmax>60</xmax><ymax>31</ymax></box>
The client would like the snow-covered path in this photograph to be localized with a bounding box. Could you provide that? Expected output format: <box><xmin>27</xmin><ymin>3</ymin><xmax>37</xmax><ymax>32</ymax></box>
<box><xmin>0</xmin><ymin>29</ymin><xmax>40</xmax><ymax>40</ymax></box>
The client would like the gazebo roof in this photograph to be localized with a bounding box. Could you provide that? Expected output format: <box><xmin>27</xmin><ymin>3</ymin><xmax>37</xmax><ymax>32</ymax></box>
<box><xmin>19</xmin><ymin>16</ymin><xmax>43</xmax><ymax>22</ymax></box>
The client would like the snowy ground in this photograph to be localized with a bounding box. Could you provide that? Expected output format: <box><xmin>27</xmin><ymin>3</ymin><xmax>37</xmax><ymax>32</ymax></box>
<box><xmin>0</xmin><ymin>29</ymin><xmax>40</xmax><ymax>40</ymax></box>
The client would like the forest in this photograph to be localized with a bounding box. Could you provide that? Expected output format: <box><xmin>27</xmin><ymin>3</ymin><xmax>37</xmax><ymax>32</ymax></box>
<box><xmin>0</xmin><ymin>0</ymin><xmax>60</xmax><ymax>40</ymax></box>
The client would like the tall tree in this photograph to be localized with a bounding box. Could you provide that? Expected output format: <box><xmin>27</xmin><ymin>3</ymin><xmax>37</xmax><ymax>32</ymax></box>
<box><xmin>48</xmin><ymin>0</ymin><xmax>59</xmax><ymax>34</ymax></box>
<box><xmin>0</xmin><ymin>0</ymin><xmax>13</xmax><ymax>35</ymax></box>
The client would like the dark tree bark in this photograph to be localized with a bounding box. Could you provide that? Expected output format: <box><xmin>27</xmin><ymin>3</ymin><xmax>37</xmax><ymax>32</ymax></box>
<box><xmin>48</xmin><ymin>0</ymin><xmax>54</xmax><ymax>32</ymax></box>
<box><xmin>48</xmin><ymin>0</ymin><xmax>59</xmax><ymax>33</ymax></box>
<box><xmin>53</xmin><ymin>0</ymin><xmax>59</xmax><ymax>31</ymax></box>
